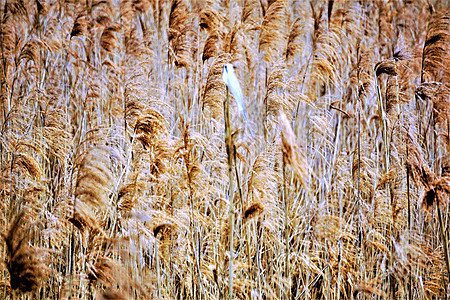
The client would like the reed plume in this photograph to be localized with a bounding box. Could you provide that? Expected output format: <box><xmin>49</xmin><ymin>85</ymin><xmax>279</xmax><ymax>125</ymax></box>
<box><xmin>202</xmin><ymin>54</ymin><xmax>231</xmax><ymax>118</ymax></box>
<box><xmin>285</xmin><ymin>17</ymin><xmax>305</xmax><ymax>62</ymax></box>
<box><xmin>259</xmin><ymin>0</ymin><xmax>288</xmax><ymax>62</ymax></box>
<box><xmin>2</xmin><ymin>212</ymin><xmax>49</xmax><ymax>293</ymax></box>
<box><xmin>71</xmin><ymin>144</ymin><xmax>118</xmax><ymax>233</ymax></box>
<box><xmin>420</xmin><ymin>10</ymin><xmax>450</xmax><ymax>83</ymax></box>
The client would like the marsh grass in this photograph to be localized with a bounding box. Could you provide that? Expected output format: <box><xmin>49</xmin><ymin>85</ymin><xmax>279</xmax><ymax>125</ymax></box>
<box><xmin>0</xmin><ymin>0</ymin><xmax>449</xmax><ymax>299</ymax></box>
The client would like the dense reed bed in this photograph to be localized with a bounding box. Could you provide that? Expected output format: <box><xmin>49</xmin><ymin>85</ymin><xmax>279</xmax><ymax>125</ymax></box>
<box><xmin>0</xmin><ymin>0</ymin><xmax>449</xmax><ymax>299</ymax></box>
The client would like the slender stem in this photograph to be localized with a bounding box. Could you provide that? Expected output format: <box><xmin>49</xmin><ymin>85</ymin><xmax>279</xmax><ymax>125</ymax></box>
<box><xmin>233</xmin><ymin>145</ymin><xmax>251</xmax><ymax>298</ymax></box>
<box><xmin>184</xmin><ymin>125</ymin><xmax>204</xmax><ymax>299</ymax></box>
<box><xmin>156</xmin><ymin>242</ymin><xmax>161</xmax><ymax>299</ymax></box>
<box><xmin>282</xmin><ymin>156</ymin><xmax>290</xmax><ymax>299</ymax></box>
<box><xmin>437</xmin><ymin>199</ymin><xmax>450</xmax><ymax>291</ymax></box>
<box><xmin>256</xmin><ymin>219</ymin><xmax>262</xmax><ymax>297</ymax></box>
<box><xmin>406</xmin><ymin>139</ymin><xmax>412</xmax><ymax>300</ymax></box>
<box><xmin>245</xmin><ymin>223</ymin><xmax>252</xmax><ymax>299</ymax></box>
<box><xmin>233</xmin><ymin>146</ymin><xmax>244</xmax><ymax>217</ymax></box>
<box><xmin>224</xmin><ymin>88</ymin><xmax>235</xmax><ymax>299</ymax></box>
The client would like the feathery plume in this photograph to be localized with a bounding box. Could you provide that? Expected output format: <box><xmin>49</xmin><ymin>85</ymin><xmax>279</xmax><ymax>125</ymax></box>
<box><xmin>203</xmin><ymin>54</ymin><xmax>230</xmax><ymax>118</ymax></box>
<box><xmin>2</xmin><ymin>212</ymin><xmax>49</xmax><ymax>293</ymax></box>
<box><xmin>280</xmin><ymin>113</ymin><xmax>307</xmax><ymax>187</ymax></box>
<box><xmin>243</xmin><ymin>202</ymin><xmax>264</xmax><ymax>222</ymax></box>
<box><xmin>421</xmin><ymin>11</ymin><xmax>450</xmax><ymax>83</ymax></box>
<box><xmin>286</xmin><ymin>17</ymin><xmax>305</xmax><ymax>61</ymax></box>
<box><xmin>259</xmin><ymin>0</ymin><xmax>288</xmax><ymax>62</ymax></box>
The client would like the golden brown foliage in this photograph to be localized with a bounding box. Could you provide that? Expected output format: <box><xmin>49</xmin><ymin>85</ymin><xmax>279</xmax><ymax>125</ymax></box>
<box><xmin>1</xmin><ymin>1</ymin><xmax>450</xmax><ymax>299</ymax></box>
<box><xmin>259</xmin><ymin>0</ymin><xmax>288</xmax><ymax>62</ymax></box>
<box><xmin>1</xmin><ymin>212</ymin><xmax>49</xmax><ymax>293</ymax></box>
<box><xmin>421</xmin><ymin>10</ymin><xmax>450</xmax><ymax>83</ymax></box>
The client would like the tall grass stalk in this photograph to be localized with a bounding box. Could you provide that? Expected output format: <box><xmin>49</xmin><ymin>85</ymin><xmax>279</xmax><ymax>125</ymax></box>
<box><xmin>224</xmin><ymin>88</ymin><xmax>234</xmax><ymax>300</ymax></box>
<box><xmin>282</xmin><ymin>155</ymin><xmax>290</xmax><ymax>299</ymax></box>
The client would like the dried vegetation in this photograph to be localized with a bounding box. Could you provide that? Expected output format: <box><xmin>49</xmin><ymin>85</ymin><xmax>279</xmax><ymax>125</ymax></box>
<box><xmin>0</xmin><ymin>0</ymin><xmax>449</xmax><ymax>299</ymax></box>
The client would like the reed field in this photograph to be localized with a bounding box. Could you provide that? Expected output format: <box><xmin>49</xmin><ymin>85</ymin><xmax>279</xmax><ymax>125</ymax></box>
<box><xmin>0</xmin><ymin>0</ymin><xmax>449</xmax><ymax>299</ymax></box>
